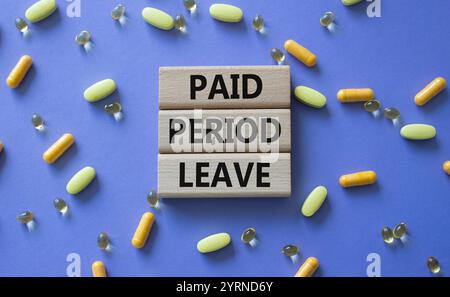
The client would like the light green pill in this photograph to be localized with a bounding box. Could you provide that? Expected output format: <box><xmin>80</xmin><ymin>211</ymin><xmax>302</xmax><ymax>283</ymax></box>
<box><xmin>301</xmin><ymin>186</ymin><xmax>327</xmax><ymax>217</ymax></box>
<box><xmin>25</xmin><ymin>0</ymin><xmax>57</xmax><ymax>23</ymax></box>
<box><xmin>400</xmin><ymin>124</ymin><xmax>436</xmax><ymax>140</ymax></box>
<box><xmin>341</xmin><ymin>0</ymin><xmax>363</xmax><ymax>6</ymax></box>
<box><xmin>209</xmin><ymin>4</ymin><xmax>243</xmax><ymax>23</ymax></box>
<box><xmin>294</xmin><ymin>86</ymin><xmax>327</xmax><ymax>108</ymax></box>
<box><xmin>197</xmin><ymin>232</ymin><xmax>231</xmax><ymax>253</ymax></box>
<box><xmin>83</xmin><ymin>79</ymin><xmax>117</xmax><ymax>102</ymax></box>
<box><xmin>66</xmin><ymin>166</ymin><xmax>96</xmax><ymax>195</ymax></box>
<box><xmin>142</xmin><ymin>7</ymin><xmax>174</xmax><ymax>30</ymax></box>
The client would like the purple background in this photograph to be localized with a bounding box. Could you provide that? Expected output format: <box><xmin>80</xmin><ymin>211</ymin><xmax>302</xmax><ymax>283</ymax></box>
<box><xmin>0</xmin><ymin>0</ymin><xmax>449</xmax><ymax>277</ymax></box>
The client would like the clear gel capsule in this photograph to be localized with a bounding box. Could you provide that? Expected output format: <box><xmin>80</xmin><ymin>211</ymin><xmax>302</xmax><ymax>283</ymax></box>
<box><xmin>252</xmin><ymin>15</ymin><xmax>264</xmax><ymax>32</ymax></box>
<box><xmin>384</xmin><ymin>107</ymin><xmax>400</xmax><ymax>120</ymax></box>
<box><xmin>183</xmin><ymin>0</ymin><xmax>197</xmax><ymax>12</ymax></box>
<box><xmin>147</xmin><ymin>190</ymin><xmax>159</xmax><ymax>208</ymax></box>
<box><xmin>241</xmin><ymin>228</ymin><xmax>258</xmax><ymax>246</ymax></box>
<box><xmin>320</xmin><ymin>12</ymin><xmax>335</xmax><ymax>30</ymax></box>
<box><xmin>270</xmin><ymin>48</ymin><xmax>285</xmax><ymax>64</ymax></box>
<box><xmin>104</xmin><ymin>102</ymin><xmax>123</xmax><ymax>121</ymax></box>
<box><xmin>111</xmin><ymin>4</ymin><xmax>125</xmax><ymax>20</ymax></box>
<box><xmin>364</xmin><ymin>100</ymin><xmax>380</xmax><ymax>113</ymax></box>
<box><xmin>53</xmin><ymin>198</ymin><xmax>68</xmax><ymax>214</ymax></box>
<box><xmin>382</xmin><ymin>226</ymin><xmax>394</xmax><ymax>244</ymax></box>
<box><xmin>427</xmin><ymin>257</ymin><xmax>441</xmax><ymax>274</ymax></box>
<box><xmin>31</xmin><ymin>113</ymin><xmax>45</xmax><ymax>131</ymax></box>
<box><xmin>282</xmin><ymin>244</ymin><xmax>299</xmax><ymax>262</ymax></box>
<box><xmin>75</xmin><ymin>30</ymin><xmax>90</xmax><ymax>46</ymax></box>
<box><xmin>15</xmin><ymin>17</ymin><xmax>29</xmax><ymax>33</ymax></box>
<box><xmin>97</xmin><ymin>232</ymin><xmax>110</xmax><ymax>250</ymax></box>
<box><xmin>17</xmin><ymin>211</ymin><xmax>34</xmax><ymax>224</ymax></box>
<box><xmin>393</xmin><ymin>222</ymin><xmax>407</xmax><ymax>239</ymax></box>
<box><xmin>174</xmin><ymin>14</ymin><xmax>186</xmax><ymax>31</ymax></box>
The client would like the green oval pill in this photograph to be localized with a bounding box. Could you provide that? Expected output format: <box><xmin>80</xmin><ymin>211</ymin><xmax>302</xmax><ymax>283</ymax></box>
<box><xmin>301</xmin><ymin>186</ymin><xmax>328</xmax><ymax>217</ymax></box>
<box><xmin>341</xmin><ymin>0</ymin><xmax>363</xmax><ymax>5</ymax></box>
<box><xmin>400</xmin><ymin>124</ymin><xmax>436</xmax><ymax>140</ymax></box>
<box><xmin>142</xmin><ymin>7</ymin><xmax>174</xmax><ymax>30</ymax></box>
<box><xmin>84</xmin><ymin>79</ymin><xmax>117</xmax><ymax>102</ymax></box>
<box><xmin>25</xmin><ymin>0</ymin><xmax>57</xmax><ymax>23</ymax></box>
<box><xmin>66</xmin><ymin>166</ymin><xmax>96</xmax><ymax>195</ymax></box>
<box><xmin>197</xmin><ymin>232</ymin><xmax>231</xmax><ymax>253</ymax></box>
<box><xmin>294</xmin><ymin>86</ymin><xmax>327</xmax><ymax>108</ymax></box>
<box><xmin>209</xmin><ymin>4</ymin><xmax>243</xmax><ymax>23</ymax></box>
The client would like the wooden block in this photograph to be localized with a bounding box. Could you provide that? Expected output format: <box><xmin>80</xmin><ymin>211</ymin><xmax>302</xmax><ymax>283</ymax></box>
<box><xmin>158</xmin><ymin>109</ymin><xmax>291</xmax><ymax>153</ymax></box>
<box><xmin>159</xmin><ymin>66</ymin><xmax>291</xmax><ymax>109</ymax></box>
<box><xmin>158</xmin><ymin>153</ymin><xmax>291</xmax><ymax>197</ymax></box>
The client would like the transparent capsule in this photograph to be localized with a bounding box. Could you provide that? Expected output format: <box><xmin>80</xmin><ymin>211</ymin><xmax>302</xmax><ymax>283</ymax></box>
<box><xmin>381</xmin><ymin>226</ymin><xmax>394</xmax><ymax>244</ymax></box>
<box><xmin>270</xmin><ymin>48</ymin><xmax>285</xmax><ymax>64</ymax></box>
<box><xmin>53</xmin><ymin>198</ymin><xmax>68</xmax><ymax>214</ymax></box>
<box><xmin>252</xmin><ymin>15</ymin><xmax>264</xmax><ymax>32</ymax></box>
<box><xmin>97</xmin><ymin>232</ymin><xmax>110</xmax><ymax>250</ymax></box>
<box><xmin>15</xmin><ymin>17</ymin><xmax>29</xmax><ymax>33</ymax></box>
<box><xmin>147</xmin><ymin>190</ymin><xmax>160</xmax><ymax>208</ymax></box>
<box><xmin>393</xmin><ymin>222</ymin><xmax>407</xmax><ymax>239</ymax></box>
<box><xmin>282</xmin><ymin>244</ymin><xmax>299</xmax><ymax>257</ymax></box>
<box><xmin>104</xmin><ymin>102</ymin><xmax>123</xmax><ymax>121</ymax></box>
<box><xmin>364</xmin><ymin>100</ymin><xmax>381</xmax><ymax>113</ymax></box>
<box><xmin>320</xmin><ymin>12</ymin><xmax>335</xmax><ymax>29</ymax></box>
<box><xmin>183</xmin><ymin>0</ymin><xmax>197</xmax><ymax>12</ymax></box>
<box><xmin>427</xmin><ymin>257</ymin><xmax>441</xmax><ymax>274</ymax></box>
<box><xmin>75</xmin><ymin>31</ymin><xmax>91</xmax><ymax>46</ymax></box>
<box><xmin>174</xmin><ymin>14</ymin><xmax>186</xmax><ymax>32</ymax></box>
<box><xmin>17</xmin><ymin>211</ymin><xmax>34</xmax><ymax>224</ymax></box>
<box><xmin>111</xmin><ymin>4</ymin><xmax>125</xmax><ymax>20</ymax></box>
<box><xmin>384</xmin><ymin>107</ymin><xmax>400</xmax><ymax>120</ymax></box>
<box><xmin>241</xmin><ymin>228</ymin><xmax>257</xmax><ymax>246</ymax></box>
<box><xmin>31</xmin><ymin>114</ymin><xmax>45</xmax><ymax>131</ymax></box>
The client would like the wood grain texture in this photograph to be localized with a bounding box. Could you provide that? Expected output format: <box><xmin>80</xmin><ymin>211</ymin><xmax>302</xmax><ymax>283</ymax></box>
<box><xmin>158</xmin><ymin>153</ymin><xmax>291</xmax><ymax>197</ymax></box>
<box><xmin>159</xmin><ymin>66</ymin><xmax>291</xmax><ymax>109</ymax></box>
<box><xmin>158</xmin><ymin>109</ymin><xmax>291</xmax><ymax>153</ymax></box>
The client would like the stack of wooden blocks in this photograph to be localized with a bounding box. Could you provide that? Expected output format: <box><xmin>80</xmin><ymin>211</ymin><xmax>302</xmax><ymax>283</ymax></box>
<box><xmin>158</xmin><ymin>66</ymin><xmax>291</xmax><ymax>198</ymax></box>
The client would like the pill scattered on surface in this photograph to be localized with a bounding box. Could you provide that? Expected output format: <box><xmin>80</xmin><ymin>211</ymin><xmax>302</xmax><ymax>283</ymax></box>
<box><xmin>339</xmin><ymin>171</ymin><xmax>377</xmax><ymax>188</ymax></box>
<box><xmin>414</xmin><ymin>77</ymin><xmax>446</xmax><ymax>106</ymax></box>
<box><xmin>84</xmin><ymin>79</ymin><xmax>117</xmax><ymax>102</ymax></box>
<box><xmin>184</xmin><ymin>0</ymin><xmax>197</xmax><ymax>12</ymax></box>
<box><xmin>294</xmin><ymin>86</ymin><xmax>327</xmax><ymax>108</ymax></box>
<box><xmin>364</xmin><ymin>100</ymin><xmax>381</xmax><ymax>113</ymax></box>
<box><xmin>142</xmin><ymin>7</ymin><xmax>174</xmax><ymax>30</ymax></box>
<box><xmin>209</xmin><ymin>4</ymin><xmax>243</xmax><ymax>23</ymax></box>
<box><xmin>320</xmin><ymin>12</ymin><xmax>335</xmax><ymax>29</ymax></box>
<box><xmin>92</xmin><ymin>261</ymin><xmax>107</xmax><ymax>277</ymax></box>
<box><xmin>284</xmin><ymin>39</ymin><xmax>317</xmax><ymax>67</ymax></box>
<box><xmin>43</xmin><ymin>133</ymin><xmax>75</xmax><ymax>164</ymax></box>
<box><xmin>111</xmin><ymin>4</ymin><xmax>125</xmax><ymax>21</ymax></box>
<box><xmin>393</xmin><ymin>222</ymin><xmax>407</xmax><ymax>239</ymax></box>
<box><xmin>337</xmin><ymin>88</ymin><xmax>374</xmax><ymax>102</ymax></box>
<box><xmin>0</xmin><ymin>141</ymin><xmax>3</xmax><ymax>153</ymax></box>
<box><xmin>381</xmin><ymin>226</ymin><xmax>394</xmax><ymax>244</ymax></box>
<box><xmin>427</xmin><ymin>257</ymin><xmax>441</xmax><ymax>274</ymax></box>
<box><xmin>252</xmin><ymin>15</ymin><xmax>264</xmax><ymax>32</ymax></box>
<box><xmin>146</xmin><ymin>190</ymin><xmax>159</xmax><ymax>208</ymax></box>
<box><xmin>66</xmin><ymin>166</ymin><xmax>96</xmax><ymax>195</ymax></box>
<box><xmin>400</xmin><ymin>124</ymin><xmax>436</xmax><ymax>140</ymax></box>
<box><xmin>104</xmin><ymin>102</ymin><xmax>123</xmax><ymax>121</ymax></box>
<box><xmin>197</xmin><ymin>232</ymin><xmax>231</xmax><ymax>253</ymax></box>
<box><xmin>17</xmin><ymin>211</ymin><xmax>34</xmax><ymax>224</ymax></box>
<box><xmin>443</xmin><ymin>161</ymin><xmax>450</xmax><ymax>175</ymax></box>
<box><xmin>132</xmin><ymin>212</ymin><xmax>155</xmax><ymax>249</ymax></box>
<box><xmin>6</xmin><ymin>55</ymin><xmax>33</xmax><ymax>89</ymax></box>
<box><xmin>97</xmin><ymin>232</ymin><xmax>110</xmax><ymax>250</ymax></box>
<box><xmin>174</xmin><ymin>14</ymin><xmax>186</xmax><ymax>31</ymax></box>
<box><xmin>75</xmin><ymin>30</ymin><xmax>91</xmax><ymax>46</ymax></box>
<box><xmin>282</xmin><ymin>244</ymin><xmax>298</xmax><ymax>257</ymax></box>
<box><xmin>383</xmin><ymin>107</ymin><xmax>400</xmax><ymax>120</ymax></box>
<box><xmin>25</xmin><ymin>0</ymin><xmax>57</xmax><ymax>23</ymax></box>
<box><xmin>341</xmin><ymin>0</ymin><xmax>363</xmax><ymax>5</ymax></box>
<box><xmin>53</xmin><ymin>198</ymin><xmax>68</xmax><ymax>214</ymax></box>
<box><xmin>295</xmin><ymin>257</ymin><xmax>319</xmax><ymax>277</ymax></box>
<box><xmin>31</xmin><ymin>114</ymin><xmax>45</xmax><ymax>131</ymax></box>
<box><xmin>301</xmin><ymin>186</ymin><xmax>328</xmax><ymax>217</ymax></box>
<box><xmin>15</xmin><ymin>17</ymin><xmax>29</xmax><ymax>33</ymax></box>
<box><xmin>270</xmin><ymin>48</ymin><xmax>285</xmax><ymax>64</ymax></box>
<box><xmin>241</xmin><ymin>228</ymin><xmax>256</xmax><ymax>245</ymax></box>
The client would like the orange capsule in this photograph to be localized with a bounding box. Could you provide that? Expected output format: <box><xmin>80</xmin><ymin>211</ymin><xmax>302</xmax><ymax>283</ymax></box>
<box><xmin>443</xmin><ymin>161</ymin><xmax>450</xmax><ymax>175</ymax></box>
<box><xmin>295</xmin><ymin>257</ymin><xmax>319</xmax><ymax>277</ymax></box>
<box><xmin>132</xmin><ymin>212</ymin><xmax>155</xmax><ymax>249</ymax></box>
<box><xmin>0</xmin><ymin>140</ymin><xmax>3</xmax><ymax>153</ymax></box>
<box><xmin>339</xmin><ymin>170</ymin><xmax>377</xmax><ymax>188</ymax></box>
<box><xmin>337</xmin><ymin>88</ymin><xmax>375</xmax><ymax>102</ymax></box>
<box><xmin>92</xmin><ymin>261</ymin><xmax>107</xmax><ymax>277</ymax></box>
<box><xmin>284</xmin><ymin>39</ymin><xmax>317</xmax><ymax>67</ymax></box>
<box><xmin>7</xmin><ymin>55</ymin><xmax>33</xmax><ymax>88</ymax></box>
<box><xmin>43</xmin><ymin>133</ymin><xmax>75</xmax><ymax>164</ymax></box>
<box><xmin>414</xmin><ymin>77</ymin><xmax>446</xmax><ymax>106</ymax></box>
